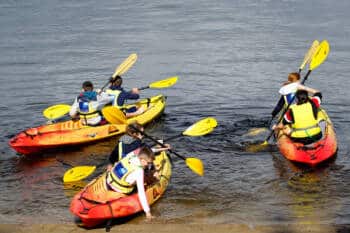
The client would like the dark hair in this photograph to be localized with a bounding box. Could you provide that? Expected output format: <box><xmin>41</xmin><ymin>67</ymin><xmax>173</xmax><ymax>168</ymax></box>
<box><xmin>126</xmin><ymin>122</ymin><xmax>143</xmax><ymax>137</ymax></box>
<box><xmin>138</xmin><ymin>146</ymin><xmax>155</xmax><ymax>160</ymax></box>
<box><xmin>82</xmin><ymin>81</ymin><xmax>93</xmax><ymax>91</ymax></box>
<box><xmin>111</xmin><ymin>75</ymin><xmax>123</xmax><ymax>87</ymax></box>
<box><xmin>296</xmin><ymin>90</ymin><xmax>309</xmax><ymax>104</ymax></box>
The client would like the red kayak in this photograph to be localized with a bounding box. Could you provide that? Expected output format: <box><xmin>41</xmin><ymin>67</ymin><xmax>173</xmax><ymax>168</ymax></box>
<box><xmin>276</xmin><ymin>108</ymin><xmax>337</xmax><ymax>166</ymax></box>
<box><xmin>70</xmin><ymin>151</ymin><xmax>171</xmax><ymax>228</ymax></box>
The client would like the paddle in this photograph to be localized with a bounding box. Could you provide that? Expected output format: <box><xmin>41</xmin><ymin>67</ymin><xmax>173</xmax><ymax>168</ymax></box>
<box><xmin>139</xmin><ymin>76</ymin><xmax>178</xmax><ymax>90</ymax></box>
<box><xmin>43</xmin><ymin>104</ymin><xmax>71</xmax><ymax>120</ymax></box>
<box><xmin>100</xmin><ymin>53</ymin><xmax>138</xmax><ymax>92</ymax></box>
<box><xmin>245</xmin><ymin>40</ymin><xmax>321</xmax><ymax>137</ymax></box>
<box><xmin>42</xmin><ymin>54</ymin><xmax>138</xmax><ymax>120</ymax></box>
<box><xmin>63</xmin><ymin>117</ymin><xmax>217</xmax><ymax>182</ymax></box>
<box><xmin>260</xmin><ymin>40</ymin><xmax>330</xmax><ymax>146</ymax></box>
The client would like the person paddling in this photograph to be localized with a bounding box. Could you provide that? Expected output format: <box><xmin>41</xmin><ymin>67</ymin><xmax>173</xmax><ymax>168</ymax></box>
<box><xmin>106</xmin><ymin>146</ymin><xmax>157</xmax><ymax>219</ymax></box>
<box><xmin>273</xmin><ymin>84</ymin><xmax>322</xmax><ymax>145</ymax></box>
<box><xmin>69</xmin><ymin>81</ymin><xmax>112</xmax><ymax>126</ymax></box>
<box><xmin>106</xmin><ymin>76</ymin><xmax>146</xmax><ymax>118</ymax></box>
<box><xmin>107</xmin><ymin>122</ymin><xmax>170</xmax><ymax>171</ymax></box>
<box><xmin>271</xmin><ymin>72</ymin><xmax>301</xmax><ymax>118</ymax></box>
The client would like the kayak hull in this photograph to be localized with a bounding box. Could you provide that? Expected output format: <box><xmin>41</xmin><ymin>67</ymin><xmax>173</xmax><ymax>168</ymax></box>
<box><xmin>276</xmin><ymin>108</ymin><xmax>337</xmax><ymax>166</ymax></box>
<box><xmin>9</xmin><ymin>95</ymin><xmax>166</xmax><ymax>155</ymax></box>
<box><xmin>70</xmin><ymin>151</ymin><xmax>171</xmax><ymax>228</ymax></box>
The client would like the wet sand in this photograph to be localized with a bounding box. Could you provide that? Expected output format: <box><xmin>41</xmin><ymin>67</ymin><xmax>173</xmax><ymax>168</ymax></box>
<box><xmin>1</xmin><ymin>223</ymin><xmax>349</xmax><ymax>233</ymax></box>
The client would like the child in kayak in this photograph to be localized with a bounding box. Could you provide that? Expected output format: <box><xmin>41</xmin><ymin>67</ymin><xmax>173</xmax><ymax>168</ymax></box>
<box><xmin>271</xmin><ymin>72</ymin><xmax>301</xmax><ymax>118</ymax></box>
<box><xmin>107</xmin><ymin>122</ymin><xmax>170</xmax><ymax>171</ymax></box>
<box><xmin>273</xmin><ymin>84</ymin><xmax>322</xmax><ymax>145</ymax></box>
<box><xmin>105</xmin><ymin>76</ymin><xmax>146</xmax><ymax>118</ymax></box>
<box><xmin>106</xmin><ymin>146</ymin><xmax>157</xmax><ymax>219</ymax></box>
<box><xmin>69</xmin><ymin>81</ymin><xmax>113</xmax><ymax>126</ymax></box>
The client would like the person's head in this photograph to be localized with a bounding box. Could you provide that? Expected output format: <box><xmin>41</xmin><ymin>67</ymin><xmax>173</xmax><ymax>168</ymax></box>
<box><xmin>295</xmin><ymin>90</ymin><xmax>309</xmax><ymax>105</ymax></box>
<box><xmin>137</xmin><ymin>146</ymin><xmax>155</xmax><ymax>168</ymax></box>
<box><xmin>82</xmin><ymin>81</ymin><xmax>94</xmax><ymax>92</ymax></box>
<box><xmin>126</xmin><ymin>122</ymin><xmax>144</xmax><ymax>139</ymax></box>
<box><xmin>283</xmin><ymin>72</ymin><xmax>300</xmax><ymax>85</ymax></box>
<box><xmin>111</xmin><ymin>75</ymin><xmax>123</xmax><ymax>87</ymax></box>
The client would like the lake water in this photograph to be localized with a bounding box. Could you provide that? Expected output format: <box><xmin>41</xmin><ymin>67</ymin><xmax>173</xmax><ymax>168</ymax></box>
<box><xmin>1</xmin><ymin>0</ymin><xmax>350</xmax><ymax>230</ymax></box>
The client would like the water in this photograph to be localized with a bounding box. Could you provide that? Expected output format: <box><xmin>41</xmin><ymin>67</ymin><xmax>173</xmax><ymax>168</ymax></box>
<box><xmin>1</xmin><ymin>0</ymin><xmax>350</xmax><ymax>229</ymax></box>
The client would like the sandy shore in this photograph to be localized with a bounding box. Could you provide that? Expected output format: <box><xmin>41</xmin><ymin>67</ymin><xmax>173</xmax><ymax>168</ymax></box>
<box><xmin>1</xmin><ymin>223</ymin><xmax>349</xmax><ymax>233</ymax></box>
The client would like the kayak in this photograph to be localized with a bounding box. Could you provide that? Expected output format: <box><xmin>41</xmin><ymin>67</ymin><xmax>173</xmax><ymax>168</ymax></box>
<box><xmin>70</xmin><ymin>151</ymin><xmax>171</xmax><ymax>228</ymax></box>
<box><xmin>276</xmin><ymin>108</ymin><xmax>337</xmax><ymax>166</ymax></box>
<box><xmin>9</xmin><ymin>95</ymin><xmax>166</xmax><ymax>155</ymax></box>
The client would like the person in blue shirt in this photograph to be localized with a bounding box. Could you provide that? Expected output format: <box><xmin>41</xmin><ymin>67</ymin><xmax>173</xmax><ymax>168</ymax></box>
<box><xmin>107</xmin><ymin>122</ymin><xmax>170</xmax><ymax>171</ymax></box>
<box><xmin>106</xmin><ymin>76</ymin><xmax>146</xmax><ymax>118</ymax></box>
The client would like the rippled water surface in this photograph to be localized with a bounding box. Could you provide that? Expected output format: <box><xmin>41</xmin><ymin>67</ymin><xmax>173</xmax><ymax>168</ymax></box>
<box><xmin>1</xmin><ymin>0</ymin><xmax>350</xmax><ymax>229</ymax></box>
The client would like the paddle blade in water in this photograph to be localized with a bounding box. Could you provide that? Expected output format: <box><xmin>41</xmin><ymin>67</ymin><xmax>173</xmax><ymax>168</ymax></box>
<box><xmin>43</xmin><ymin>104</ymin><xmax>71</xmax><ymax>120</ymax></box>
<box><xmin>245</xmin><ymin>140</ymin><xmax>270</xmax><ymax>153</ymax></box>
<box><xmin>102</xmin><ymin>106</ymin><xmax>127</xmax><ymax>124</ymax></box>
<box><xmin>183</xmin><ymin>117</ymin><xmax>218</xmax><ymax>137</ymax></box>
<box><xmin>310</xmin><ymin>40</ymin><xmax>330</xmax><ymax>70</ymax></box>
<box><xmin>299</xmin><ymin>40</ymin><xmax>319</xmax><ymax>71</ymax></box>
<box><xmin>113</xmin><ymin>53</ymin><xmax>138</xmax><ymax>78</ymax></box>
<box><xmin>185</xmin><ymin>158</ymin><xmax>204</xmax><ymax>176</ymax></box>
<box><xmin>244</xmin><ymin>128</ymin><xmax>269</xmax><ymax>137</ymax></box>
<box><xmin>149</xmin><ymin>76</ymin><xmax>178</xmax><ymax>89</ymax></box>
<box><xmin>63</xmin><ymin>166</ymin><xmax>96</xmax><ymax>183</ymax></box>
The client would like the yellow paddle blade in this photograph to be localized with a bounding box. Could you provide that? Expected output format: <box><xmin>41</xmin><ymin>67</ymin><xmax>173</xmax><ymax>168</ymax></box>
<box><xmin>245</xmin><ymin>140</ymin><xmax>269</xmax><ymax>153</ymax></box>
<box><xmin>149</xmin><ymin>76</ymin><xmax>178</xmax><ymax>89</ymax></box>
<box><xmin>185</xmin><ymin>158</ymin><xmax>204</xmax><ymax>176</ymax></box>
<box><xmin>102</xmin><ymin>106</ymin><xmax>127</xmax><ymax>124</ymax></box>
<box><xmin>310</xmin><ymin>40</ymin><xmax>330</xmax><ymax>71</ymax></box>
<box><xmin>244</xmin><ymin>128</ymin><xmax>269</xmax><ymax>137</ymax></box>
<box><xmin>63</xmin><ymin>165</ymin><xmax>96</xmax><ymax>183</ymax></box>
<box><xmin>183</xmin><ymin>117</ymin><xmax>218</xmax><ymax>136</ymax></box>
<box><xmin>43</xmin><ymin>104</ymin><xmax>71</xmax><ymax>120</ymax></box>
<box><xmin>112</xmin><ymin>53</ymin><xmax>138</xmax><ymax>78</ymax></box>
<box><xmin>299</xmin><ymin>40</ymin><xmax>319</xmax><ymax>71</ymax></box>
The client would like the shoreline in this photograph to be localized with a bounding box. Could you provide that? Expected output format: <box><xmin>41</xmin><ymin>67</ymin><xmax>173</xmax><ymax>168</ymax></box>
<box><xmin>1</xmin><ymin>223</ymin><xmax>350</xmax><ymax>233</ymax></box>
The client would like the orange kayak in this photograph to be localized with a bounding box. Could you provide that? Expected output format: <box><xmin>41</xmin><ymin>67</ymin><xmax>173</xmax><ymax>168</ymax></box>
<box><xmin>276</xmin><ymin>108</ymin><xmax>337</xmax><ymax>166</ymax></box>
<box><xmin>9</xmin><ymin>95</ymin><xmax>166</xmax><ymax>155</ymax></box>
<box><xmin>70</xmin><ymin>151</ymin><xmax>171</xmax><ymax>228</ymax></box>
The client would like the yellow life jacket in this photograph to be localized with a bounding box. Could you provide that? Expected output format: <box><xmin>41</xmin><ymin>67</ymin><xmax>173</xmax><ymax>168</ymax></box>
<box><xmin>106</xmin><ymin>154</ymin><xmax>142</xmax><ymax>194</ymax></box>
<box><xmin>106</xmin><ymin>89</ymin><xmax>122</xmax><ymax>107</ymax></box>
<box><xmin>290</xmin><ymin>102</ymin><xmax>321</xmax><ymax>138</ymax></box>
<box><xmin>77</xmin><ymin>101</ymin><xmax>100</xmax><ymax>124</ymax></box>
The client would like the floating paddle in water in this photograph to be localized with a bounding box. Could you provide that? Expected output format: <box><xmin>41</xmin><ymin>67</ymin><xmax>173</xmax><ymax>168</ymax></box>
<box><xmin>62</xmin><ymin>117</ymin><xmax>217</xmax><ymax>182</ymax></box>
<box><xmin>245</xmin><ymin>40</ymin><xmax>322</xmax><ymax>138</ymax></box>
<box><xmin>251</xmin><ymin>40</ymin><xmax>330</xmax><ymax>151</ymax></box>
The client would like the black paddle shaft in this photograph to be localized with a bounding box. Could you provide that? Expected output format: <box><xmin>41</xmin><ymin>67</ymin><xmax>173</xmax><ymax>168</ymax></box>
<box><xmin>129</xmin><ymin>125</ymin><xmax>186</xmax><ymax>161</ymax></box>
<box><xmin>265</xmin><ymin>70</ymin><xmax>312</xmax><ymax>142</ymax></box>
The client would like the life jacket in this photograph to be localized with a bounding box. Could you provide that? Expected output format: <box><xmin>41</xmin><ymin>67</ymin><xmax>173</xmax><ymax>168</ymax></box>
<box><xmin>290</xmin><ymin>101</ymin><xmax>321</xmax><ymax>139</ymax></box>
<box><xmin>283</xmin><ymin>93</ymin><xmax>295</xmax><ymax>108</ymax></box>
<box><xmin>106</xmin><ymin>153</ymin><xmax>143</xmax><ymax>194</ymax></box>
<box><xmin>106</xmin><ymin>88</ymin><xmax>122</xmax><ymax>107</ymax></box>
<box><xmin>77</xmin><ymin>91</ymin><xmax>100</xmax><ymax>123</ymax></box>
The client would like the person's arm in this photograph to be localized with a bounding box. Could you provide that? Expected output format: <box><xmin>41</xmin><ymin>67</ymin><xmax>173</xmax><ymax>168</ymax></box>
<box><xmin>108</xmin><ymin>144</ymin><xmax>120</xmax><ymax>165</ymax></box>
<box><xmin>131</xmin><ymin>169</ymin><xmax>152</xmax><ymax>218</ymax></box>
<box><xmin>311</xmin><ymin>92</ymin><xmax>322</xmax><ymax>107</ymax></box>
<box><xmin>69</xmin><ymin>98</ymin><xmax>79</xmax><ymax>117</ymax></box>
<box><xmin>297</xmin><ymin>84</ymin><xmax>320</xmax><ymax>95</ymax></box>
<box><xmin>271</xmin><ymin>96</ymin><xmax>285</xmax><ymax>118</ymax></box>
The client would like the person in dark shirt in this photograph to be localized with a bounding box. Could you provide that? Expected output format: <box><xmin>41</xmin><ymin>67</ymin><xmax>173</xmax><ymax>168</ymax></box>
<box><xmin>107</xmin><ymin>122</ymin><xmax>170</xmax><ymax>171</ymax></box>
<box><xmin>273</xmin><ymin>84</ymin><xmax>322</xmax><ymax>145</ymax></box>
<box><xmin>106</xmin><ymin>76</ymin><xmax>146</xmax><ymax>118</ymax></box>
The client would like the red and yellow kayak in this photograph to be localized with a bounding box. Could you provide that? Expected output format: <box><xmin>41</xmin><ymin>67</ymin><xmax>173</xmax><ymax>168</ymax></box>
<box><xmin>70</xmin><ymin>151</ymin><xmax>171</xmax><ymax>228</ymax></box>
<box><xmin>276</xmin><ymin>108</ymin><xmax>337</xmax><ymax>166</ymax></box>
<box><xmin>9</xmin><ymin>95</ymin><xmax>166</xmax><ymax>155</ymax></box>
